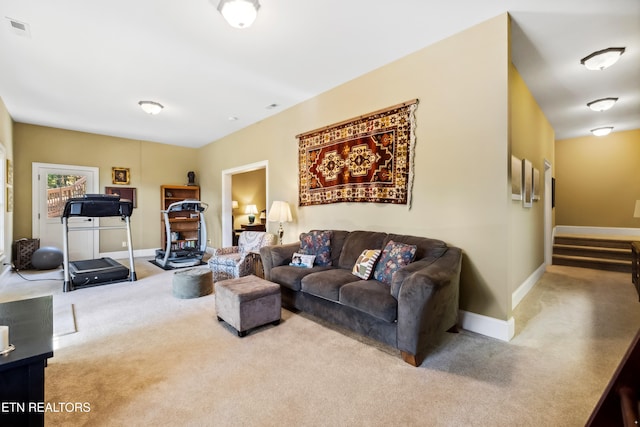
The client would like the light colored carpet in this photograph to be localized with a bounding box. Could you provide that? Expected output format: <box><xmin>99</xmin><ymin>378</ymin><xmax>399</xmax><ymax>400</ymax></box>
<box><xmin>0</xmin><ymin>261</ymin><xmax>638</xmax><ymax>426</ymax></box>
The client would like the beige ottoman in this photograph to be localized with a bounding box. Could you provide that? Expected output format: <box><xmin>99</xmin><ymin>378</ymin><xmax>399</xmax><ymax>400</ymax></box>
<box><xmin>215</xmin><ymin>275</ymin><xmax>281</xmax><ymax>337</ymax></box>
<box><xmin>173</xmin><ymin>268</ymin><xmax>213</xmax><ymax>299</ymax></box>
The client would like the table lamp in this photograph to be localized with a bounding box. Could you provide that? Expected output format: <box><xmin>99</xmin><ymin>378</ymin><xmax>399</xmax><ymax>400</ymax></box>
<box><xmin>268</xmin><ymin>201</ymin><xmax>292</xmax><ymax>244</ymax></box>
<box><xmin>245</xmin><ymin>204</ymin><xmax>258</xmax><ymax>224</ymax></box>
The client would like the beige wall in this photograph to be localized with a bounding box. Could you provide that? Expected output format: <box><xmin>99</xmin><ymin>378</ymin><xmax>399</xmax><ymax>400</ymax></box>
<box><xmin>555</xmin><ymin>129</ymin><xmax>640</xmax><ymax>228</ymax></box>
<box><xmin>5</xmin><ymin>13</ymin><xmax>553</xmax><ymax>327</ymax></box>
<box><xmin>0</xmin><ymin>97</ymin><xmax>14</xmax><ymax>269</ymax></box>
<box><xmin>232</xmin><ymin>169</ymin><xmax>266</xmax><ymax>229</ymax></box>
<box><xmin>13</xmin><ymin>124</ymin><xmax>197</xmax><ymax>251</ymax></box>
<box><xmin>198</xmin><ymin>14</ymin><xmax>515</xmax><ymax>320</ymax></box>
<box><xmin>509</xmin><ymin>62</ymin><xmax>555</xmax><ymax>298</ymax></box>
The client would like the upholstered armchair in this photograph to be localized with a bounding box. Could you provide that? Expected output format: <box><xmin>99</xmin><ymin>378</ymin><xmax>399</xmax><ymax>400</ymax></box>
<box><xmin>208</xmin><ymin>231</ymin><xmax>276</xmax><ymax>281</ymax></box>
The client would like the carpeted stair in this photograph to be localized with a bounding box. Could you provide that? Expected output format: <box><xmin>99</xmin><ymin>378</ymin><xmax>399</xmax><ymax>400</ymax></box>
<box><xmin>552</xmin><ymin>234</ymin><xmax>635</xmax><ymax>273</ymax></box>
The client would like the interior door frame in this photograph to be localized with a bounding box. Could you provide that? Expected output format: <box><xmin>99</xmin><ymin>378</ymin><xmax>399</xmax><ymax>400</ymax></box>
<box><xmin>544</xmin><ymin>159</ymin><xmax>553</xmax><ymax>266</ymax></box>
<box><xmin>221</xmin><ymin>160</ymin><xmax>269</xmax><ymax>247</ymax></box>
<box><xmin>32</xmin><ymin>162</ymin><xmax>100</xmax><ymax>257</ymax></box>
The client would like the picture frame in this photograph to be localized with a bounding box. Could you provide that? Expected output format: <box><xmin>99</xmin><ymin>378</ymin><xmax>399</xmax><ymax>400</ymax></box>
<box><xmin>511</xmin><ymin>155</ymin><xmax>522</xmax><ymax>200</ymax></box>
<box><xmin>522</xmin><ymin>158</ymin><xmax>533</xmax><ymax>208</ymax></box>
<box><xmin>112</xmin><ymin>167</ymin><xmax>130</xmax><ymax>185</ymax></box>
<box><xmin>105</xmin><ymin>186</ymin><xmax>137</xmax><ymax>208</ymax></box>
<box><xmin>6</xmin><ymin>186</ymin><xmax>13</xmax><ymax>212</ymax></box>
<box><xmin>6</xmin><ymin>159</ymin><xmax>12</xmax><ymax>186</ymax></box>
<box><xmin>532</xmin><ymin>168</ymin><xmax>540</xmax><ymax>201</ymax></box>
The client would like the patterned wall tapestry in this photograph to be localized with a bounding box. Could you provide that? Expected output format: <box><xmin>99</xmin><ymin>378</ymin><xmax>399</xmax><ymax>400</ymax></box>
<box><xmin>298</xmin><ymin>100</ymin><xmax>418</xmax><ymax>207</ymax></box>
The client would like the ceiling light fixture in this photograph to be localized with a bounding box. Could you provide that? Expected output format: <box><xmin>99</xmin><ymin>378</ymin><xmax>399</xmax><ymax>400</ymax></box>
<box><xmin>138</xmin><ymin>101</ymin><xmax>164</xmax><ymax>115</ymax></box>
<box><xmin>590</xmin><ymin>126</ymin><xmax>613</xmax><ymax>137</ymax></box>
<box><xmin>216</xmin><ymin>0</ymin><xmax>260</xmax><ymax>29</ymax></box>
<box><xmin>587</xmin><ymin>97</ymin><xmax>618</xmax><ymax>112</ymax></box>
<box><xmin>580</xmin><ymin>47</ymin><xmax>626</xmax><ymax>71</ymax></box>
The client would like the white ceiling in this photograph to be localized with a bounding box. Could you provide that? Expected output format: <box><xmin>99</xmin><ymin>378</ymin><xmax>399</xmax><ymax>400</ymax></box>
<box><xmin>0</xmin><ymin>0</ymin><xmax>638</xmax><ymax>148</ymax></box>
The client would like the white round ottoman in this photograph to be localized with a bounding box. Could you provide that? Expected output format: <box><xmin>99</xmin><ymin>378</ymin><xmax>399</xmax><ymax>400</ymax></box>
<box><xmin>172</xmin><ymin>268</ymin><xmax>213</xmax><ymax>299</ymax></box>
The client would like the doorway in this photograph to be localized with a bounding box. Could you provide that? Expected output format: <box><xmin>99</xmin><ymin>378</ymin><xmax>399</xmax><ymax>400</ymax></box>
<box><xmin>32</xmin><ymin>163</ymin><xmax>99</xmax><ymax>260</ymax></box>
<box><xmin>221</xmin><ymin>161</ymin><xmax>268</xmax><ymax>247</ymax></box>
<box><xmin>544</xmin><ymin>159</ymin><xmax>553</xmax><ymax>266</ymax></box>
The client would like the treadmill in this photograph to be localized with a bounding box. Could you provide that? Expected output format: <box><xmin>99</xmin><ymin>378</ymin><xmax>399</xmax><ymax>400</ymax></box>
<box><xmin>155</xmin><ymin>199</ymin><xmax>208</xmax><ymax>269</ymax></box>
<box><xmin>61</xmin><ymin>194</ymin><xmax>136</xmax><ymax>292</ymax></box>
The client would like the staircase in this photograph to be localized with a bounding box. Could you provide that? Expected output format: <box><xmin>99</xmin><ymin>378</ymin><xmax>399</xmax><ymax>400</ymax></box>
<box><xmin>552</xmin><ymin>234</ymin><xmax>636</xmax><ymax>273</ymax></box>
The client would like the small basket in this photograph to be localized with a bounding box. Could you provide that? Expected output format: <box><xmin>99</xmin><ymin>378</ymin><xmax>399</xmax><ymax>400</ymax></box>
<box><xmin>12</xmin><ymin>238</ymin><xmax>40</xmax><ymax>270</ymax></box>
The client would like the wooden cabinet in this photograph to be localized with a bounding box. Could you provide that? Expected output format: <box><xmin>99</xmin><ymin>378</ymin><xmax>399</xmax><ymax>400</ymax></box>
<box><xmin>160</xmin><ymin>185</ymin><xmax>200</xmax><ymax>248</ymax></box>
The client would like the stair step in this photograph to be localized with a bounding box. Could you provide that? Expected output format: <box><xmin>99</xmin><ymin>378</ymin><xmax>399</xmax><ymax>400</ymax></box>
<box><xmin>554</xmin><ymin>234</ymin><xmax>637</xmax><ymax>250</ymax></box>
<box><xmin>553</xmin><ymin>244</ymin><xmax>631</xmax><ymax>261</ymax></box>
<box><xmin>552</xmin><ymin>254</ymin><xmax>632</xmax><ymax>273</ymax></box>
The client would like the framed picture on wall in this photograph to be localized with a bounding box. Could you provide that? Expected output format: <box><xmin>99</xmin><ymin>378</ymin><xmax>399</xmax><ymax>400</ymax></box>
<box><xmin>511</xmin><ymin>155</ymin><xmax>522</xmax><ymax>200</ymax></box>
<box><xmin>105</xmin><ymin>186</ymin><xmax>137</xmax><ymax>208</ymax></box>
<box><xmin>522</xmin><ymin>158</ymin><xmax>533</xmax><ymax>208</ymax></box>
<box><xmin>532</xmin><ymin>168</ymin><xmax>540</xmax><ymax>201</ymax></box>
<box><xmin>112</xmin><ymin>167</ymin><xmax>130</xmax><ymax>185</ymax></box>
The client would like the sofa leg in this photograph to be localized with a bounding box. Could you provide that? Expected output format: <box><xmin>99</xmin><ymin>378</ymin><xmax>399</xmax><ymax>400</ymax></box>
<box><xmin>401</xmin><ymin>351</ymin><xmax>421</xmax><ymax>367</ymax></box>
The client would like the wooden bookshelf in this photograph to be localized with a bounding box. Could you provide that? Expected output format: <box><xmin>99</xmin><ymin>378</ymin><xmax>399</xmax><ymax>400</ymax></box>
<box><xmin>160</xmin><ymin>185</ymin><xmax>200</xmax><ymax>248</ymax></box>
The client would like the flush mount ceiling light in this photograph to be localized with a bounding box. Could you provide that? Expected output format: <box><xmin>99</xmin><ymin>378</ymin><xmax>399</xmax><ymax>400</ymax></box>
<box><xmin>580</xmin><ymin>47</ymin><xmax>626</xmax><ymax>71</ymax></box>
<box><xmin>138</xmin><ymin>101</ymin><xmax>164</xmax><ymax>115</ymax></box>
<box><xmin>587</xmin><ymin>97</ymin><xmax>619</xmax><ymax>112</ymax></box>
<box><xmin>216</xmin><ymin>0</ymin><xmax>260</xmax><ymax>29</ymax></box>
<box><xmin>590</xmin><ymin>126</ymin><xmax>614</xmax><ymax>136</ymax></box>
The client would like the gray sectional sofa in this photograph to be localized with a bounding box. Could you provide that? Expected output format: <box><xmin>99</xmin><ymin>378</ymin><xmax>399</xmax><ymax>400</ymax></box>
<box><xmin>260</xmin><ymin>230</ymin><xmax>463</xmax><ymax>366</ymax></box>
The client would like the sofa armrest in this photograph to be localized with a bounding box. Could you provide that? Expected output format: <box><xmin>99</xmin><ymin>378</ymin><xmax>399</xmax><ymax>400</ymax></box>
<box><xmin>260</xmin><ymin>242</ymin><xmax>299</xmax><ymax>280</ymax></box>
<box><xmin>212</xmin><ymin>246</ymin><xmax>239</xmax><ymax>257</ymax></box>
<box><xmin>395</xmin><ymin>247</ymin><xmax>462</xmax><ymax>363</ymax></box>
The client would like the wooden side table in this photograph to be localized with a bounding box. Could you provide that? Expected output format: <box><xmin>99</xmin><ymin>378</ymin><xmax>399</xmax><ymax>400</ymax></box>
<box><xmin>247</xmin><ymin>251</ymin><xmax>265</xmax><ymax>278</ymax></box>
<box><xmin>240</xmin><ymin>223</ymin><xmax>266</xmax><ymax>232</ymax></box>
<box><xmin>0</xmin><ymin>296</ymin><xmax>54</xmax><ymax>427</ymax></box>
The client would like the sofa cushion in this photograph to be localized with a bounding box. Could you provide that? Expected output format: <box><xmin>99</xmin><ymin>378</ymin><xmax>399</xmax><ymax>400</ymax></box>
<box><xmin>338</xmin><ymin>231</ymin><xmax>387</xmax><ymax>270</ymax></box>
<box><xmin>270</xmin><ymin>265</ymin><xmax>333</xmax><ymax>291</ymax></box>
<box><xmin>339</xmin><ymin>280</ymin><xmax>398</xmax><ymax>322</ymax></box>
<box><xmin>300</xmin><ymin>230</ymin><xmax>332</xmax><ymax>266</ymax></box>
<box><xmin>383</xmin><ymin>233</ymin><xmax>447</xmax><ymax>261</ymax></box>
<box><xmin>351</xmin><ymin>249</ymin><xmax>381</xmax><ymax>280</ymax></box>
<box><xmin>301</xmin><ymin>269</ymin><xmax>361</xmax><ymax>302</ymax></box>
<box><xmin>373</xmin><ymin>240</ymin><xmax>417</xmax><ymax>285</ymax></box>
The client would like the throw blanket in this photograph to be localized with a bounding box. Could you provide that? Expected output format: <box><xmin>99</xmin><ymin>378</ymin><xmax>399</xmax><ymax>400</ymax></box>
<box><xmin>298</xmin><ymin>100</ymin><xmax>418</xmax><ymax>207</ymax></box>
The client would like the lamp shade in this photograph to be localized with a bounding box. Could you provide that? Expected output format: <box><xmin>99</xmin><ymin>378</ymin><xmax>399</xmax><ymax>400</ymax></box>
<box><xmin>634</xmin><ymin>200</ymin><xmax>640</xmax><ymax>218</ymax></box>
<box><xmin>217</xmin><ymin>0</ymin><xmax>260</xmax><ymax>29</ymax></box>
<box><xmin>268</xmin><ymin>201</ymin><xmax>292</xmax><ymax>223</ymax></box>
<box><xmin>232</xmin><ymin>200</ymin><xmax>239</xmax><ymax>209</ymax></box>
<box><xmin>245</xmin><ymin>204</ymin><xmax>258</xmax><ymax>215</ymax></box>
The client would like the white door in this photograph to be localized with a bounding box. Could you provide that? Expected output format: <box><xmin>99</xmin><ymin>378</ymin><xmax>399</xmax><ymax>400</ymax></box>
<box><xmin>32</xmin><ymin>163</ymin><xmax>99</xmax><ymax>261</ymax></box>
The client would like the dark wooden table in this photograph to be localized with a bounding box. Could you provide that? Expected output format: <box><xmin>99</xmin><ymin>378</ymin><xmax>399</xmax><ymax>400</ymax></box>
<box><xmin>0</xmin><ymin>295</ymin><xmax>54</xmax><ymax>427</ymax></box>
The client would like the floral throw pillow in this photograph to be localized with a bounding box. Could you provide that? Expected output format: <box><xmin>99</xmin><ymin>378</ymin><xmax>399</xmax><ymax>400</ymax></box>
<box><xmin>299</xmin><ymin>231</ymin><xmax>332</xmax><ymax>266</ymax></box>
<box><xmin>373</xmin><ymin>240</ymin><xmax>417</xmax><ymax>285</ymax></box>
<box><xmin>352</xmin><ymin>249</ymin><xmax>382</xmax><ymax>280</ymax></box>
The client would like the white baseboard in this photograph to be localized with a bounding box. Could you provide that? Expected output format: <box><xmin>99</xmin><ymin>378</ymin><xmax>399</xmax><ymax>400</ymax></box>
<box><xmin>556</xmin><ymin>225</ymin><xmax>640</xmax><ymax>237</ymax></box>
<box><xmin>459</xmin><ymin>310</ymin><xmax>515</xmax><ymax>342</ymax></box>
<box><xmin>512</xmin><ymin>262</ymin><xmax>546</xmax><ymax>310</ymax></box>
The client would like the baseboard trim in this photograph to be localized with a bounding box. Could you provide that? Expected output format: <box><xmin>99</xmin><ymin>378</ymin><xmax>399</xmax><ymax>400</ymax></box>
<box><xmin>512</xmin><ymin>262</ymin><xmax>546</xmax><ymax>310</ymax></box>
<box><xmin>459</xmin><ymin>310</ymin><xmax>515</xmax><ymax>342</ymax></box>
<box><xmin>556</xmin><ymin>226</ymin><xmax>640</xmax><ymax>237</ymax></box>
